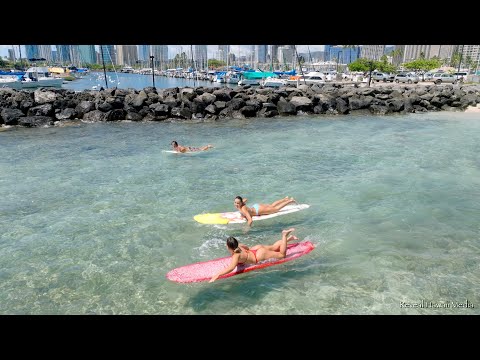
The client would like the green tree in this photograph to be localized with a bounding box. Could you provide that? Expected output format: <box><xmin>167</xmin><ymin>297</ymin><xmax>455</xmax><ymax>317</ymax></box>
<box><xmin>207</xmin><ymin>59</ymin><xmax>226</xmax><ymax>69</ymax></box>
<box><xmin>377</xmin><ymin>55</ymin><xmax>397</xmax><ymax>73</ymax></box>
<box><xmin>403</xmin><ymin>58</ymin><xmax>441</xmax><ymax>80</ymax></box>
<box><xmin>390</xmin><ymin>48</ymin><xmax>404</xmax><ymax>67</ymax></box>
<box><xmin>465</xmin><ymin>56</ymin><xmax>475</xmax><ymax>72</ymax></box>
<box><xmin>450</xmin><ymin>52</ymin><xmax>461</xmax><ymax>68</ymax></box>
<box><xmin>348</xmin><ymin>58</ymin><xmax>378</xmax><ymax>86</ymax></box>
<box><xmin>348</xmin><ymin>58</ymin><xmax>379</xmax><ymax>72</ymax></box>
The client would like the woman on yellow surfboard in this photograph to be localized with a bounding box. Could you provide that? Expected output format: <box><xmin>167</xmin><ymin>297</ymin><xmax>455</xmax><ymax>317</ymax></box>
<box><xmin>234</xmin><ymin>195</ymin><xmax>297</xmax><ymax>226</ymax></box>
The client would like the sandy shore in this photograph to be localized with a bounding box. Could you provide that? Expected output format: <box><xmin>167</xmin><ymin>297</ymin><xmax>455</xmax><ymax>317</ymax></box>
<box><xmin>465</xmin><ymin>105</ymin><xmax>480</xmax><ymax>113</ymax></box>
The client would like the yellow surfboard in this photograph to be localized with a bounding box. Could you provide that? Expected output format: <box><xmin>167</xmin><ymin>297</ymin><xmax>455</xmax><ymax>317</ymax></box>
<box><xmin>193</xmin><ymin>213</ymin><xmax>232</xmax><ymax>225</ymax></box>
<box><xmin>194</xmin><ymin>204</ymin><xmax>310</xmax><ymax>225</ymax></box>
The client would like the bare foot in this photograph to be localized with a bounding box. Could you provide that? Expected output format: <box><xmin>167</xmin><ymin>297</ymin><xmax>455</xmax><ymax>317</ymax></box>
<box><xmin>289</xmin><ymin>197</ymin><xmax>298</xmax><ymax>204</ymax></box>
<box><xmin>287</xmin><ymin>235</ymin><xmax>299</xmax><ymax>242</ymax></box>
<box><xmin>282</xmin><ymin>228</ymin><xmax>295</xmax><ymax>236</ymax></box>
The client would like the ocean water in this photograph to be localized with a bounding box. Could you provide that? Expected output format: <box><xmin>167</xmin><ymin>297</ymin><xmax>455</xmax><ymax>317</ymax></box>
<box><xmin>1</xmin><ymin>111</ymin><xmax>479</xmax><ymax>315</ymax></box>
<box><xmin>62</xmin><ymin>71</ymin><xmax>223</xmax><ymax>91</ymax></box>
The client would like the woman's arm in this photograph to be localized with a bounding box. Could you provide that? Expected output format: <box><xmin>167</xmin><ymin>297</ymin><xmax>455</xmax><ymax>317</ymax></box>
<box><xmin>241</xmin><ymin>206</ymin><xmax>253</xmax><ymax>226</ymax></box>
<box><xmin>209</xmin><ymin>254</ymin><xmax>239</xmax><ymax>283</ymax></box>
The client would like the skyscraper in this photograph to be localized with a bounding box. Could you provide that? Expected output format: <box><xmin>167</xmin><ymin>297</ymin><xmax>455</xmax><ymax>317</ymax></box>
<box><xmin>360</xmin><ymin>45</ymin><xmax>386</xmax><ymax>61</ymax></box>
<box><xmin>100</xmin><ymin>45</ymin><xmax>116</xmax><ymax>65</ymax></box>
<box><xmin>25</xmin><ymin>45</ymin><xmax>39</xmax><ymax>59</ymax></box>
<box><xmin>217</xmin><ymin>45</ymin><xmax>230</xmax><ymax>63</ymax></box>
<box><xmin>194</xmin><ymin>45</ymin><xmax>208</xmax><ymax>69</ymax></box>
<box><xmin>138</xmin><ymin>45</ymin><xmax>150</xmax><ymax>61</ymax></box>
<box><xmin>78</xmin><ymin>45</ymin><xmax>96</xmax><ymax>65</ymax></box>
<box><xmin>255</xmin><ymin>45</ymin><xmax>267</xmax><ymax>64</ymax></box>
<box><xmin>117</xmin><ymin>45</ymin><xmax>138</xmax><ymax>66</ymax></box>
<box><xmin>151</xmin><ymin>45</ymin><xmax>168</xmax><ymax>68</ymax></box>
<box><xmin>56</xmin><ymin>45</ymin><xmax>71</xmax><ymax>63</ymax></box>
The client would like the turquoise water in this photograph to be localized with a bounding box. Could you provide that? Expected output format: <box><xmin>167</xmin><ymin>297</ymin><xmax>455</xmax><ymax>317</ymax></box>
<box><xmin>62</xmin><ymin>72</ymin><xmax>223</xmax><ymax>91</ymax></box>
<box><xmin>1</xmin><ymin>111</ymin><xmax>479</xmax><ymax>314</ymax></box>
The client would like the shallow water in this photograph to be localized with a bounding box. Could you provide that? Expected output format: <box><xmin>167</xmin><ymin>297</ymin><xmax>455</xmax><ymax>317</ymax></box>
<box><xmin>1</xmin><ymin>111</ymin><xmax>479</xmax><ymax>314</ymax></box>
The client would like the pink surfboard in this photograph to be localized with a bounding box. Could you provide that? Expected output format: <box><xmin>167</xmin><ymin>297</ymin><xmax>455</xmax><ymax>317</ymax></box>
<box><xmin>166</xmin><ymin>241</ymin><xmax>315</xmax><ymax>283</ymax></box>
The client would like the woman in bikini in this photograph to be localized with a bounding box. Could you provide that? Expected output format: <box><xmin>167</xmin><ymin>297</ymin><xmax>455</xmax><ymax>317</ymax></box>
<box><xmin>209</xmin><ymin>228</ymin><xmax>298</xmax><ymax>283</ymax></box>
<box><xmin>234</xmin><ymin>195</ymin><xmax>297</xmax><ymax>226</ymax></box>
<box><xmin>171</xmin><ymin>140</ymin><xmax>213</xmax><ymax>153</ymax></box>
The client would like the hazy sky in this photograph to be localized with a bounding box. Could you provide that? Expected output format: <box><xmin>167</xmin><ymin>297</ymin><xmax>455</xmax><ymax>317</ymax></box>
<box><xmin>0</xmin><ymin>45</ymin><xmax>325</xmax><ymax>58</ymax></box>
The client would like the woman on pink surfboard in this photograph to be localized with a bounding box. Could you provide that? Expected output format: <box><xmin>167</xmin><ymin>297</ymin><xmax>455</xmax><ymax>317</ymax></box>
<box><xmin>234</xmin><ymin>196</ymin><xmax>297</xmax><ymax>226</ymax></box>
<box><xmin>209</xmin><ymin>228</ymin><xmax>297</xmax><ymax>283</ymax></box>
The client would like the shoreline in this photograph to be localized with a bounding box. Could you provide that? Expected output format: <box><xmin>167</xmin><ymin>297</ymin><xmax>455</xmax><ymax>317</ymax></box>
<box><xmin>1</xmin><ymin>83</ymin><xmax>479</xmax><ymax>128</ymax></box>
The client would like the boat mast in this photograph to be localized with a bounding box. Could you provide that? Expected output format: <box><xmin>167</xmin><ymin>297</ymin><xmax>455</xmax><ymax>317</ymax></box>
<box><xmin>190</xmin><ymin>45</ymin><xmax>196</xmax><ymax>87</ymax></box>
<box><xmin>18</xmin><ymin>45</ymin><xmax>23</xmax><ymax>69</ymax></box>
<box><xmin>294</xmin><ymin>45</ymin><xmax>306</xmax><ymax>85</ymax></box>
<box><xmin>100</xmin><ymin>45</ymin><xmax>109</xmax><ymax>88</ymax></box>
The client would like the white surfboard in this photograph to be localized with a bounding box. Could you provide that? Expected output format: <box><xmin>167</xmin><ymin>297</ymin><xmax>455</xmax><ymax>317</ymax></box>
<box><xmin>162</xmin><ymin>150</ymin><xmax>204</xmax><ymax>155</ymax></box>
<box><xmin>194</xmin><ymin>204</ymin><xmax>310</xmax><ymax>225</ymax></box>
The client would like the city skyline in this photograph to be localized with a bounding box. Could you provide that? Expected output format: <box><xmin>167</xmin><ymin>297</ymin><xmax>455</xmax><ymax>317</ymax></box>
<box><xmin>0</xmin><ymin>45</ymin><xmax>325</xmax><ymax>59</ymax></box>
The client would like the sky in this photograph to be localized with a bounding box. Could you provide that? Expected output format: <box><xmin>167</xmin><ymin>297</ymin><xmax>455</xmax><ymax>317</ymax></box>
<box><xmin>0</xmin><ymin>45</ymin><xmax>325</xmax><ymax>59</ymax></box>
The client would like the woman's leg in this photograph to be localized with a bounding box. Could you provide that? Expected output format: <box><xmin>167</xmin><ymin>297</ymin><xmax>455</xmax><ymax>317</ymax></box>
<box><xmin>263</xmin><ymin>232</ymin><xmax>298</xmax><ymax>251</ymax></box>
<box><xmin>271</xmin><ymin>197</ymin><xmax>290</xmax><ymax>207</ymax></box>
<box><xmin>258</xmin><ymin>198</ymin><xmax>295</xmax><ymax>215</ymax></box>
<box><xmin>257</xmin><ymin>228</ymin><xmax>295</xmax><ymax>261</ymax></box>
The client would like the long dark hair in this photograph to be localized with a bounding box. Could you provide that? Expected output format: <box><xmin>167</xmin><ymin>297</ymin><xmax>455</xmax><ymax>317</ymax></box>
<box><xmin>171</xmin><ymin>140</ymin><xmax>178</xmax><ymax>146</ymax></box>
<box><xmin>234</xmin><ymin>196</ymin><xmax>244</xmax><ymax>205</ymax></box>
<box><xmin>226</xmin><ymin>236</ymin><xmax>241</xmax><ymax>253</ymax></box>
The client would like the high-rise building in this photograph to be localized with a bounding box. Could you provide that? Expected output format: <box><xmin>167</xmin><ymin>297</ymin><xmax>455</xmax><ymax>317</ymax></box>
<box><xmin>78</xmin><ymin>45</ymin><xmax>96</xmax><ymax>65</ymax></box>
<box><xmin>38</xmin><ymin>45</ymin><xmax>53</xmax><ymax>62</ymax></box>
<box><xmin>8</xmin><ymin>48</ymin><xmax>16</xmax><ymax>62</ymax></box>
<box><xmin>218</xmin><ymin>45</ymin><xmax>230</xmax><ymax>63</ymax></box>
<box><xmin>56</xmin><ymin>45</ymin><xmax>71</xmax><ymax>63</ymax></box>
<box><xmin>25</xmin><ymin>45</ymin><xmax>39</xmax><ymax>60</ymax></box>
<box><xmin>327</xmin><ymin>46</ymin><xmax>361</xmax><ymax>64</ymax></box>
<box><xmin>194</xmin><ymin>45</ymin><xmax>208</xmax><ymax>68</ymax></box>
<box><xmin>270</xmin><ymin>45</ymin><xmax>280</xmax><ymax>63</ymax></box>
<box><xmin>100</xmin><ymin>45</ymin><xmax>116</xmax><ymax>65</ymax></box>
<box><xmin>277</xmin><ymin>46</ymin><xmax>294</xmax><ymax>66</ymax></box>
<box><xmin>137</xmin><ymin>45</ymin><xmax>150</xmax><ymax>61</ymax></box>
<box><xmin>151</xmin><ymin>45</ymin><xmax>168</xmax><ymax>68</ymax></box>
<box><xmin>361</xmin><ymin>45</ymin><xmax>386</xmax><ymax>61</ymax></box>
<box><xmin>255</xmin><ymin>45</ymin><xmax>267</xmax><ymax>64</ymax></box>
<box><xmin>459</xmin><ymin>45</ymin><xmax>480</xmax><ymax>69</ymax></box>
<box><xmin>116</xmin><ymin>45</ymin><xmax>138</xmax><ymax>66</ymax></box>
<box><xmin>401</xmin><ymin>45</ymin><xmax>454</xmax><ymax>62</ymax></box>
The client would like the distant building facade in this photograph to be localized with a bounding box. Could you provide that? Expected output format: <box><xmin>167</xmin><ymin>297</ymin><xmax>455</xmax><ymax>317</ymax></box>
<box><xmin>78</xmin><ymin>45</ymin><xmax>96</xmax><ymax>65</ymax></box>
<box><xmin>137</xmin><ymin>45</ymin><xmax>150</xmax><ymax>61</ymax></box>
<box><xmin>361</xmin><ymin>45</ymin><xmax>386</xmax><ymax>61</ymax></box>
<box><xmin>255</xmin><ymin>45</ymin><xmax>267</xmax><ymax>64</ymax></box>
<box><xmin>459</xmin><ymin>45</ymin><xmax>480</xmax><ymax>67</ymax></box>
<box><xmin>56</xmin><ymin>45</ymin><xmax>71</xmax><ymax>63</ymax></box>
<box><xmin>100</xmin><ymin>45</ymin><xmax>116</xmax><ymax>65</ymax></box>
<box><xmin>194</xmin><ymin>45</ymin><xmax>208</xmax><ymax>68</ymax></box>
<box><xmin>116</xmin><ymin>45</ymin><xmax>138</xmax><ymax>66</ymax></box>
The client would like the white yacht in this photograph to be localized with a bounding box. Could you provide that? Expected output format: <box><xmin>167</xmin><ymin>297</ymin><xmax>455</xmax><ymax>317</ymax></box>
<box><xmin>0</xmin><ymin>67</ymin><xmax>63</xmax><ymax>89</ymax></box>
<box><xmin>261</xmin><ymin>77</ymin><xmax>287</xmax><ymax>88</ymax></box>
<box><xmin>238</xmin><ymin>78</ymin><xmax>260</xmax><ymax>86</ymax></box>
<box><xmin>286</xmin><ymin>72</ymin><xmax>325</xmax><ymax>86</ymax></box>
<box><xmin>120</xmin><ymin>66</ymin><xmax>135</xmax><ymax>73</ymax></box>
